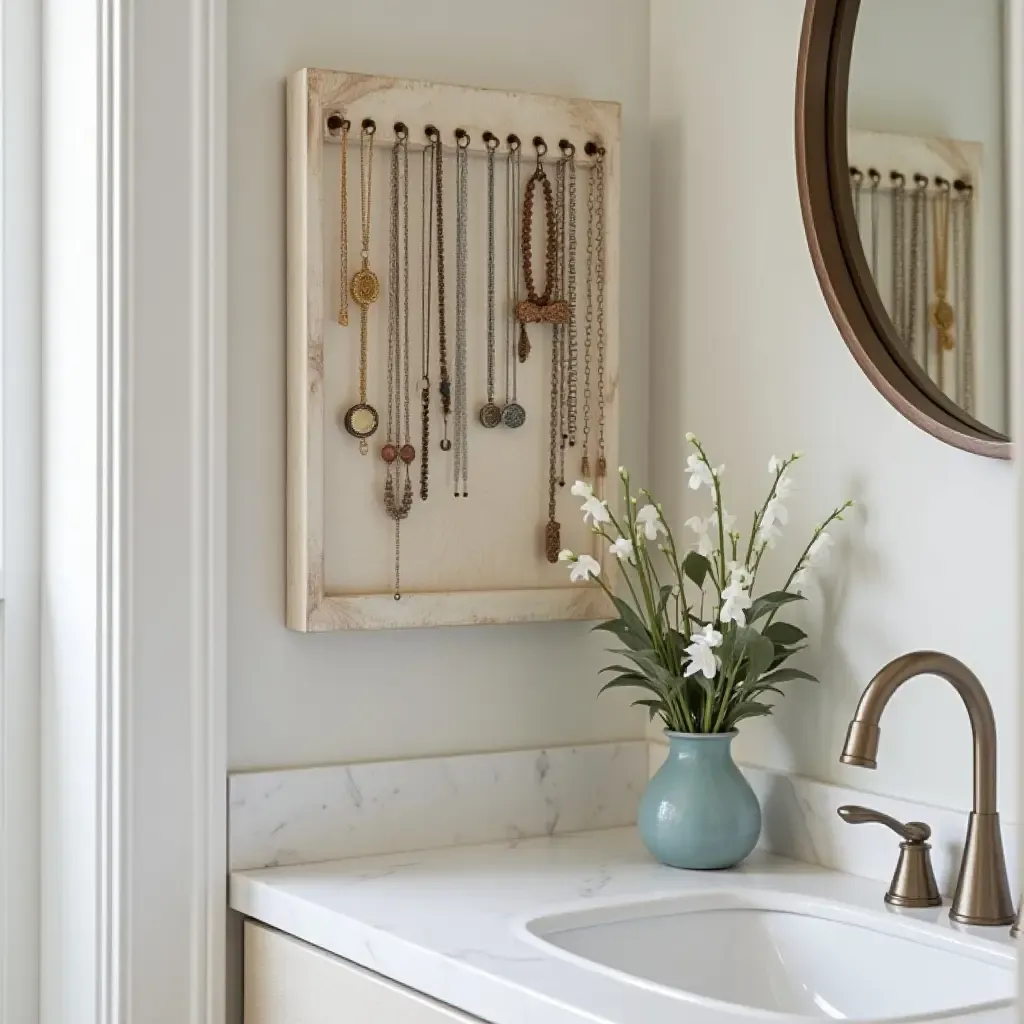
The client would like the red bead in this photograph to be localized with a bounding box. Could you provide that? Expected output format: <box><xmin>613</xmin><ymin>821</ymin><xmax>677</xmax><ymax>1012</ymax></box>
<box><xmin>399</xmin><ymin>444</ymin><xmax>416</xmax><ymax>464</ymax></box>
<box><xmin>381</xmin><ymin>443</ymin><xmax>398</xmax><ymax>463</ymax></box>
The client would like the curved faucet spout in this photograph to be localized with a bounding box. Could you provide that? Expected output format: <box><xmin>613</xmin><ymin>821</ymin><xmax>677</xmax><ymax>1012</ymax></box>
<box><xmin>840</xmin><ymin>650</ymin><xmax>1012</xmax><ymax>926</ymax></box>
<box><xmin>840</xmin><ymin>651</ymin><xmax>997</xmax><ymax>814</ymax></box>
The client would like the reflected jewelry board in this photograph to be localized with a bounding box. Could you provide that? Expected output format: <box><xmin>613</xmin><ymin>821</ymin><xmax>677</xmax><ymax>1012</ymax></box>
<box><xmin>847</xmin><ymin>129</ymin><xmax>988</xmax><ymax>424</ymax></box>
<box><xmin>286</xmin><ymin>69</ymin><xmax>621</xmax><ymax>631</ymax></box>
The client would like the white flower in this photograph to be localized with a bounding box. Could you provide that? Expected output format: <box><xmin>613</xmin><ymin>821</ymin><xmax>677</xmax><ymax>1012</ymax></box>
<box><xmin>567</xmin><ymin>553</ymin><xmax>601</xmax><ymax>582</ymax></box>
<box><xmin>727</xmin><ymin>562</ymin><xmax>753</xmax><ymax>588</ymax></box>
<box><xmin>609</xmin><ymin>537</ymin><xmax>634</xmax><ymax>562</ymax></box>
<box><xmin>685</xmin><ymin>454</ymin><xmax>716</xmax><ymax>491</ymax></box>
<box><xmin>570</xmin><ymin>480</ymin><xmax>593</xmax><ymax>499</ymax></box>
<box><xmin>756</xmin><ymin>520</ymin><xmax>782</xmax><ymax>550</ymax></box>
<box><xmin>711</xmin><ymin>508</ymin><xmax>736</xmax><ymax>533</ymax></box>
<box><xmin>685</xmin><ymin>515</ymin><xmax>715</xmax><ymax>557</ymax></box>
<box><xmin>768</xmin><ymin>455</ymin><xmax>784</xmax><ymax>474</ymax></box>
<box><xmin>761</xmin><ymin>497</ymin><xmax>789</xmax><ymax>531</ymax></box>
<box><xmin>774</xmin><ymin>474</ymin><xmax>795</xmax><ymax>502</ymax></box>
<box><xmin>808</xmin><ymin>532</ymin><xmax>834</xmax><ymax>566</ymax></box>
<box><xmin>791</xmin><ymin>567</ymin><xmax>812</xmax><ymax>594</ymax></box>
<box><xmin>671</xmin><ymin>584</ymin><xmax>681</xmax><ymax>597</ymax></box>
<box><xmin>581</xmin><ymin>495</ymin><xmax>611</xmax><ymax>524</ymax></box>
<box><xmin>636</xmin><ymin>504</ymin><xmax>667</xmax><ymax>541</ymax></box>
<box><xmin>557</xmin><ymin>549</ymin><xmax>574</xmax><ymax>562</ymax></box>
<box><xmin>720</xmin><ymin>578</ymin><xmax>752</xmax><ymax>626</ymax></box>
<box><xmin>684</xmin><ymin>624</ymin><xmax>723</xmax><ymax>680</ymax></box>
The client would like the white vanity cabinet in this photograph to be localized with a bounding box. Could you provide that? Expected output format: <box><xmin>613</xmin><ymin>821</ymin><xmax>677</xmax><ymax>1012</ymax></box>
<box><xmin>244</xmin><ymin>922</ymin><xmax>485</xmax><ymax>1023</ymax></box>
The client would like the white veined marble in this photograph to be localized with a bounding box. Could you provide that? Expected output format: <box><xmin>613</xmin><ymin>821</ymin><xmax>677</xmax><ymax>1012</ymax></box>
<box><xmin>229</xmin><ymin>741</ymin><xmax>648</xmax><ymax>870</ymax></box>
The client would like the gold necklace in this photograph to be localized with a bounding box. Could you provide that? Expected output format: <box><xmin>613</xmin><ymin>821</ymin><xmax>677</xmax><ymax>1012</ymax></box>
<box><xmin>335</xmin><ymin>116</ymin><xmax>351</xmax><ymax>327</ymax></box>
<box><xmin>930</xmin><ymin>178</ymin><xmax>955</xmax><ymax>391</ymax></box>
<box><xmin>343</xmin><ymin>120</ymin><xmax>381</xmax><ymax>455</ymax></box>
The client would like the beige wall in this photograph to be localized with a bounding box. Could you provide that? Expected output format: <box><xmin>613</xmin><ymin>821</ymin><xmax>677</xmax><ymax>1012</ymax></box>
<box><xmin>649</xmin><ymin>0</ymin><xmax>1017</xmax><ymax>814</ymax></box>
<box><xmin>227</xmin><ymin>0</ymin><xmax>652</xmax><ymax>769</ymax></box>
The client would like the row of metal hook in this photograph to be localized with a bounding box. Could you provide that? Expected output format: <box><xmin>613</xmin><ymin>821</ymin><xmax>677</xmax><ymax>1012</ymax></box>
<box><xmin>326</xmin><ymin>114</ymin><xmax>605</xmax><ymax>158</ymax></box>
<box><xmin>849</xmin><ymin>166</ymin><xmax>974</xmax><ymax>194</ymax></box>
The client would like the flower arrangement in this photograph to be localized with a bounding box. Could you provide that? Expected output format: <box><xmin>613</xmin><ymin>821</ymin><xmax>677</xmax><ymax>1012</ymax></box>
<box><xmin>559</xmin><ymin>434</ymin><xmax>853</xmax><ymax>734</ymax></box>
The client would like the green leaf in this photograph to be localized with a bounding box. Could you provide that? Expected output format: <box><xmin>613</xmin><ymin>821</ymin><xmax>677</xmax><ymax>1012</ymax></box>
<box><xmin>742</xmin><ymin>632</ymin><xmax>776</xmax><ymax>685</ymax></box>
<box><xmin>618</xmin><ymin>649</ymin><xmax>679</xmax><ymax>694</ymax></box>
<box><xmin>762</xmin><ymin>621</ymin><xmax>808</xmax><ymax>647</ymax></box>
<box><xmin>769</xmin><ymin>643</ymin><xmax>806</xmax><ymax>669</ymax></box>
<box><xmin>747</xmin><ymin>591</ymin><xmax>804</xmax><ymax>624</ymax></box>
<box><xmin>723</xmin><ymin>700</ymin><xmax>775</xmax><ymax>728</ymax></box>
<box><xmin>759</xmin><ymin>667</ymin><xmax>818</xmax><ymax>686</ymax></box>
<box><xmin>610</xmin><ymin>594</ymin><xmax>654</xmax><ymax>642</ymax></box>
<box><xmin>592</xmin><ymin>619</ymin><xmax>649</xmax><ymax>652</ymax></box>
<box><xmin>631</xmin><ymin>698</ymin><xmax>667</xmax><ymax>721</ymax></box>
<box><xmin>598</xmin><ymin>673</ymin><xmax>662</xmax><ymax>698</ymax></box>
<box><xmin>682</xmin><ymin>551</ymin><xmax>711</xmax><ymax>589</ymax></box>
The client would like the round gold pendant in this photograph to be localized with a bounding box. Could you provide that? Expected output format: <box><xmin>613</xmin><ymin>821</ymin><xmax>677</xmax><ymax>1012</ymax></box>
<box><xmin>351</xmin><ymin>268</ymin><xmax>380</xmax><ymax>306</ymax></box>
<box><xmin>343</xmin><ymin>402</ymin><xmax>379</xmax><ymax>442</ymax></box>
<box><xmin>930</xmin><ymin>298</ymin><xmax>955</xmax><ymax>331</ymax></box>
<box><xmin>479</xmin><ymin>402</ymin><xmax>502</xmax><ymax>429</ymax></box>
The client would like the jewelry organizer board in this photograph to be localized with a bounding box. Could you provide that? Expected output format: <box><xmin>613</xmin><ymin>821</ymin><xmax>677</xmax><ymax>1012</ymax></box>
<box><xmin>847</xmin><ymin>128</ymin><xmax>987</xmax><ymax>418</ymax></box>
<box><xmin>287</xmin><ymin>69</ymin><xmax>621</xmax><ymax>631</ymax></box>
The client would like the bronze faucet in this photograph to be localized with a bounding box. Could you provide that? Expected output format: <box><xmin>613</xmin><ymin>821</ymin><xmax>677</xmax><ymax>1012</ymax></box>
<box><xmin>840</xmin><ymin>651</ymin><xmax>1014</xmax><ymax>926</ymax></box>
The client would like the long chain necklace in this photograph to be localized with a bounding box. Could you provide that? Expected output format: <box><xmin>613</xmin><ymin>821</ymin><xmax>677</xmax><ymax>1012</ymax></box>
<box><xmin>930</xmin><ymin>178</ymin><xmax>955</xmax><ymax>390</ymax></box>
<box><xmin>546</xmin><ymin>150</ymin><xmax>567</xmax><ymax>563</ymax></box>
<box><xmin>906</xmin><ymin>175</ymin><xmax>927</xmax><ymax>359</ymax></box>
<box><xmin>479</xmin><ymin>133</ymin><xmax>502</xmax><ymax>428</ymax></box>
<box><xmin>382</xmin><ymin>127</ymin><xmax>414</xmax><ymax>599</ymax></box>
<box><xmin>594</xmin><ymin>146</ymin><xmax>607</xmax><ymax>479</ymax></box>
<box><xmin>517</xmin><ymin>138</ymin><xmax>570</xmax><ymax>363</ymax></box>
<box><xmin>850</xmin><ymin>167</ymin><xmax>863</xmax><ymax>230</ymax></box>
<box><xmin>869</xmin><ymin>169</ymin><xmax>881</xmax><ymax>279</ymax></box>
<box><xmin>335</xmin><ymin>116</ymin><xmax>351</xmax><ymax>327</ymax></box>
<box><xmin>581</xmin><ymin>148</ymin><xmax>595</xmax><ymax>478</ymax></box>
<box><xmin>960</xmin><ymin>183</ymin><xmax>975</xmax><ymax>414</ymax></box>
<box><xmin>427</xmin><ymin>127</ymin><xmax>452</xmax><ymax>454</ymax></box>
<box><xmin>890</xmin><ymin>172</ymin><xmax>906</xmax><ymax>344</ymax></box>
<box><xmin>503</xmin><ymin>137</ymin><xmax>526</xmax><ymax>428</ymax></box>
<box><xmin>565</xmin><ymin>144</ymin><xmax>579</xmax><ymax>457</ymax></box>
<box><xmin>419</xmin><ymin>139</ymin><xmax>436</xmax><ymax>500</ymax></box>
<box><xmin>343</xmin><ymin>120</ymin><xmax>381</xmax><ymax>455</ymax></box>
<box><xmin>453</xmin><ymin>130</ymin><xmax>470</xmax><ymax>497</ymax></box>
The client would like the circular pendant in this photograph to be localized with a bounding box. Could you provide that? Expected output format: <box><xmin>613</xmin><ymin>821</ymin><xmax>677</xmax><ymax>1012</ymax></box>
<box><xmin>502</xmin><ymin>402</ymin><xmax>526</xmax><ymax>429</ymax></box>
<box><xmin>380</xmin><ymin>442</ymin><xmax>398</xmax><ymax>464</ymax></box>
<box><xmin>350</xmin><ymin>268</ymin><xmax>380</xmax><ymax>306</ymax></box>
<box><xmin>479</xmin><ymin>403</ymin><xmax>502</xmax><ymax>429</ymax></box>
<box><xmin>399</xmin><ymin>443</ymin><xmax>416</xmax><ymax>464</ymax></box>
<box><xmin>343</xmin><ymin>402</ymin><xmax>379</xmax><ymax>441</ymax></box>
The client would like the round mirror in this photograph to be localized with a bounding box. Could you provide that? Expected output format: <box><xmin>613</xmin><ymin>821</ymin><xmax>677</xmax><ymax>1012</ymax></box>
<box><xmin>796</xmin><ymin>0</ymin><xmax>1011</xmax><ymax>458</ymax></box>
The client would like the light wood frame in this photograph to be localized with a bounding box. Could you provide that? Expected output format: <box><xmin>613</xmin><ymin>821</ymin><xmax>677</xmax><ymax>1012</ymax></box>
<box><xmin>286</xmin><ymin>69</ymin><xmax>621</xmax><ymax>631</ymax></box>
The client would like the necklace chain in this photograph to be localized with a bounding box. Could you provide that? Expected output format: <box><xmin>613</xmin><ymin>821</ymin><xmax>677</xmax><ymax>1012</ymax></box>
<box><xmin>565</xmin><ymin>151</ymin><xmax>578</xmax><ymax>453</ymax></box>
<box><xmin>486</xmin><ymin>143</ymin><xmax>496</xmax><ymax>406</ymax></box>
<box><xmin>961</xmin><ymin>186</ymin><xmax>974</xmax><ymax>414</ymax></box>
<box><xmin>453</xmin><ymin>137</ymin><xmax>469</xmax><ymax>496</ymax></box>
<box><xmin>891</xmin><ymin>175</ymin><xmax>906</xmax><ymax>344</ymax></box>
<box><xmin>433</xmin><ymin>133</ymin><xmax>452</xmax><ymax>444</ymax></box>
<box><xmin>581</xmin><ymin>156</ymin><xmax>594</xmax><ymax>477</ymax></box>
<box><xmin>337</xmin><ymin>120</ymin><xmax>350</xmax><ymax>326</ymax></box>
<box><xmin>419</xmin><ymin>143</ymin><xmax>436</xmax><ymax>499</ymax></box>
<box><xmin>594</xmin><ymin>148</ymin><xmax>607</xmax><ymax>477</ymax></box>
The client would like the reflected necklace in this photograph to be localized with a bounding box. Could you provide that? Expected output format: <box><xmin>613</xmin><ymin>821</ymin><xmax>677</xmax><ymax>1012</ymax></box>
<box><xmin>906</xmin><ymin>175</ymin><xmax>928</xmax><ymax>360</ymax></box>
<box><xmin>343</xmin><ymin>120</ymin><xmax>380</xmax><ymax>455</ymax></box>
<box><xmin>503</xmin><ymin>137</ymin><xmax>526</xmax><ymax>428</ymax></box>
<box><xmin>931</xmin><ymin>178</ymin><xmax>955</xmax><ymax>391</ymax></box>
<box><xmin>419</xmin><ymin>139</ymin><xmax>436</xmax><ymax>500</ymax></box>
<box><xmin>890</xmin><ymin>172</ymin><xmax>906</xmax><ymax>344</ymax></box>
<box><xmin>959</xmin><ymin>183</ymin><xmax>975</xmax><ymax>415</ymax></box>
<box><xmin>383</xmin><ymin>127</ymin><xmax>414</xmax><ymax>599</ymax></box>
<box><xmin>453</xmin><ymin>130</ymin><xmax>470</xmax><ymax>497</ymax></box>
<box><xmin>517</xmin><ymin>139</ymin><xmax>570</xmax><ymax>363</ymax></box>
<box><xmin>479</xmin><ymin>133</ymin><xmax>502</xmax><ymax>428</ymax></box>
<box><xmin>869</xmin><ymin>168</ymin><xmax>881</xmax><ymax>279</ymax></box>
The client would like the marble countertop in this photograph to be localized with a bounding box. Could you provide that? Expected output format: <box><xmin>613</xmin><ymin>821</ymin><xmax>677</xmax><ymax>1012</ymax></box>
<box><xmin>230</xmin><ymin>827</ymin><xmax>1015</xmax><ymax>1024</ymax></box>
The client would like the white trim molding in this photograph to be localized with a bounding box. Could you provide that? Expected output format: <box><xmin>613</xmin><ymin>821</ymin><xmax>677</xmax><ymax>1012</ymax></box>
<box><xmin>41</xmin><ymin>0</ymin><xmax>226</xmax><ymax>1022</ymax></box>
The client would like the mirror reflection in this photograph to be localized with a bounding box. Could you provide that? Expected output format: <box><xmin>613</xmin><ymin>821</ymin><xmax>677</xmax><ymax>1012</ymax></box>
<box><xmin>846</xmin><ymin>0</ymin><xmax>1007</xmax><ymax>434</ymax></box>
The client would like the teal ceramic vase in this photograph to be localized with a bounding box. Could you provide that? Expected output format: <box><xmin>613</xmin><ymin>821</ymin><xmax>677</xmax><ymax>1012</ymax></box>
<box><xmin>638</xmin><ymin>731</ymin><xmax>761</xmax><ymax>870</ymax></box>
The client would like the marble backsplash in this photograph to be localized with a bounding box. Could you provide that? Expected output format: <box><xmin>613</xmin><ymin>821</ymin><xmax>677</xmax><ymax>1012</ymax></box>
<box><xmin>231</xmin><ymin>740</ymin><xmax>1017</xmax><ymax>901</ymax></box>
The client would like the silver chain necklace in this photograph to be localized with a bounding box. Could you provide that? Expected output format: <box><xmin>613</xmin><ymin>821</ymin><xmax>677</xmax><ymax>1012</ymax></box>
<box><xmin>419</xmin><ymin>139</ymin><xmax>436</xmax><ymax>500</ymax></box>
<box><xmin>960</xmin><ymin>183</ymin><xmax>975</xmax><ymax>415</ymax></box>
<box><xmin>479</xmin><ymin>134</ymin><xmax>502</xmax><ymax>428</ymax></box>
<box><xmin>453</xmin><ymin>131</ymin><xmax>470</xmax><ymax>496</ymax></box>
<box><xmin>906</xmin><ymin>175</ymin><xmax>927</xmax><ymax>360</ymax></box>
<box><xmin>869</xmin><ymin>169</ymin><xmax>880</xmax><ymax>279</ymax></box>
<box><xmin>890</xmin><ymin>172</ymin><xmax>906</xmax><ymax>344</ymax></box>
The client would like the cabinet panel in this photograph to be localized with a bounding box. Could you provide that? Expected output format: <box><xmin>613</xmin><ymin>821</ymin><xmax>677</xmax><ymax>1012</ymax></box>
<box><xmin>244</xmin><ymin>922</ymin><xmax>484</xmax><ymax>1023</ymax></box>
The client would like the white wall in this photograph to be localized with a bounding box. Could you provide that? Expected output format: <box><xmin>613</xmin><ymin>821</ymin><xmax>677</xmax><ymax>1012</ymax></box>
<box><xmin>650</xmin><ymin>0</ymin><xmax>1017</xmax><ymax>815</ymax></box>
<box><xmin>228</xmin><ymin>0</ymin><xmax>651</xmax><ymax>769</ymax></box>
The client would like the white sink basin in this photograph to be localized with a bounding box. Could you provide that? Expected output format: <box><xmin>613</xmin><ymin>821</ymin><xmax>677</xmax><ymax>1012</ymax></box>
<box><xmin>523</xmin><ymin>890</ymin><xmax>1014</xmax><ymax>1021</ymax></box>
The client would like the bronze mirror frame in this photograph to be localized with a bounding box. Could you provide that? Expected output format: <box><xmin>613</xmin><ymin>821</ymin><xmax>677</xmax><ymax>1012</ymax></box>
<box><xmin>795</xmin><ymin>0</ymin><xmax>1011</xmax><ymax>459</ymax></box>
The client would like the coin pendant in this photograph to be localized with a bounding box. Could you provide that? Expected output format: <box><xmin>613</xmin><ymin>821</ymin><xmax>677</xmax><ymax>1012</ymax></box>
<box><xmin>930</xmin><ymin>298</ymin><xmax>954</xmax><ymax>331</ymax></box>
<box><xmin>479</xmin><ymin>403</ymin><xmax>502</xmax><ymax>429</ymax></box>
<box><xmin>502</xmin><ymin>402</ymin><xmax>526</xmax><ymax>429</ymax></box>
<box><xmin>350</xmin><ymin>268</ymin><xmax>380</xmax><ymax>306</ymax></box>
<box><xmin>343</xmin><ymin>402</ymin><xmax>379</xmax><ymax>440</ymax></box>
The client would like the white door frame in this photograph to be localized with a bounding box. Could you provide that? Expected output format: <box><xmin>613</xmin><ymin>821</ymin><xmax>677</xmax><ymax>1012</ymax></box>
<box><xmin>39</xmin><ymin>0</ymin><xmax>227</xmax><ymax>1021</ymax></box>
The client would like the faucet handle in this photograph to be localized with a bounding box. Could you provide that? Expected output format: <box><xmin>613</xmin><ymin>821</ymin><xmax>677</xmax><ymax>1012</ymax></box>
<box><xmin>837</xmin><ymin>804</ymin><xmax>941</xmax><ymax>908</ymax></box>
<box><xmin>837</xmin><ymin>804</ymin><xmax>931</xmax><ymax>842</ymax></box>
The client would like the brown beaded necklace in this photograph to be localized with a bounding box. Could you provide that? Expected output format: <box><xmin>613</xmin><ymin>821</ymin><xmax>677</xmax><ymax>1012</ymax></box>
<box><xmin>516</xmin><ymin>138</ymin><xmax>569</xmax><ymax>363</ymax></box>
